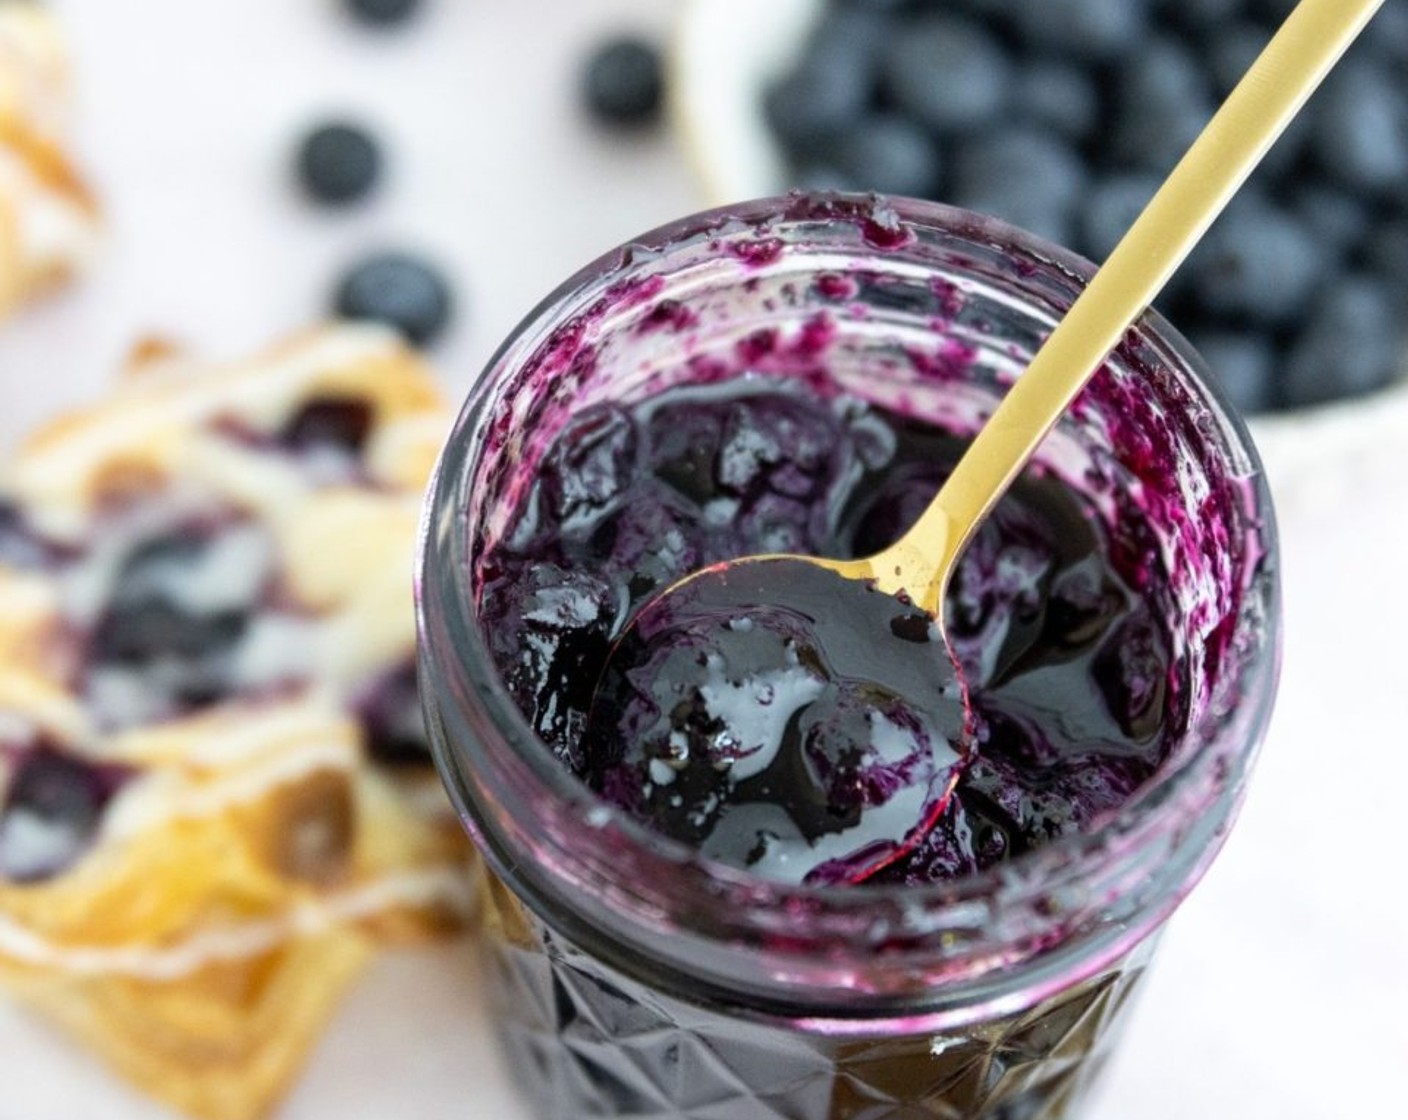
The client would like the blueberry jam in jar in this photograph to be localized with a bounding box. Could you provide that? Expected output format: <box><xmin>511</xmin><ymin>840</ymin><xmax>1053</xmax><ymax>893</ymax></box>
<box><xmin>417</xmin><ymin>195</ymin><xmax>1280</xmax><ymax>1119</ymax></box>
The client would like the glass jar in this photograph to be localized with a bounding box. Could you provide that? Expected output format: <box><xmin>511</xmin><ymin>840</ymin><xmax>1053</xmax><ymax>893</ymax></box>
<box><xmin>416</xmin><ymin>194</ymin><xmax>1281</xmax><ymax>1119</ymax></box>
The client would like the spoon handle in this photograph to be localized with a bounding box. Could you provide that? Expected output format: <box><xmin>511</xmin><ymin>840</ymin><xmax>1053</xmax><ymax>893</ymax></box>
<box><xmin>899</xmin><ymin>0</ymin><xmax>1384</xmax><ymax>610</ymax></box>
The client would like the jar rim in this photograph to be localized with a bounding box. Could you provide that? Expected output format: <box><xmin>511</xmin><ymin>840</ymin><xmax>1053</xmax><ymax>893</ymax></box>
<box><xmin>416</xmin><ymin>192</ymin><xmax>1281</xmax><ymax>1014</ymax></box>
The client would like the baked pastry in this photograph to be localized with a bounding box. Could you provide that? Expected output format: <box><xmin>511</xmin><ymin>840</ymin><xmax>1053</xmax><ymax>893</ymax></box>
<box><xmin>0</xmin><ymin>1</ymin><xmax>99</xmax><ymax>319</ymax></box>
<box><xmin>0</xmin><ymin>325</ymin><xmax>475</xmax><ymax>1120</ymax></box>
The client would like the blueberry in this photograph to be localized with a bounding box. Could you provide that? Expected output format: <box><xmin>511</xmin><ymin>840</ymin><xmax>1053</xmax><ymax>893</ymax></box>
<box><xmin>581</xmin><ymin>36</ymin><xmax>663</xmax><ymax>127</ymax></box>
<box><xmin>1010</xmin><ymin>60</ymin><xmax>1099</xmax><ymax>142</ymax></box>
<box><xmin>1191</xmin><ymin>331</ymin><xmax>1277</xmax><ymax>416</ymax></box>
<box><xmin>951</xmin><ymin>128</ymin><xmax>1086</xmax><ymax>246</ymax></box>
<box><xmin>1248</xmin><ymin>0</ymin><xmax>1298</xmax><ymax>26</ymax></box>
<box><xmin>541</xmin><ymin>405</ymin><xmax>638</xmax><ymax>534</ymax></box>
<box><xmin>342</xmin><ymin>0</ymin><xmax>421</xmax><ymax>29</ymax></box>
<box><xmin>1290</xmin><ymin>184</ymin><xmax>1370</xmax><ymax>263</ymax></box>
<box><xmin>1155</xmin><ymin>0</ymin><xmax>1244</xmax><ymax>35</ymax></box>
<box><xmin>1208</xmin><ymin>23</ymin><xmax>1270</xmax><ymax>97</ymax></box>
<box><xmin>764</xmin><ymin>10</ymin><xmax>886</xmax><ymax>154</ymax></box>
<box><xmin>882</xmin><ymin>14</ymin><xmax>1010</xmax><ymax>133</ymax></box>
<box><xmin>716</xmin><ymin>394</ymin><xmax>836</xmax><ymax>500</ymax></box>
<box><xmin>1311</xmin><ymin>58</ymin><xmax>1408</xmax><ymax>196</ymax></box>
<box><xmin>1187</xmin><ymin>196</ymin><xmax>1319</xmax><ymax>325</ymax></box>
<box><xmin>1111</xmin><ymin>36</ymin><xmax>1215</xmax><ymax>172</ymax></box>
<box><xmin>829</xmin><ymin>114</ymin><xmax>941</xmax><ymax>198</ymax></box>
<box><xmin>334</xmin><ymin>252</ymin><xmax>452</xmax><ymax>346</ymax></box>
<box><xmin>1079</xmin><ymin>173</ymin><xmax>1161</xmax><ymax>261</ymax></box>
<box><xmin>1366</xmin><ymin>220</ymin><xmax>1408</xmax><ymax>294</ymax></box>
<box><xmin>1281</xmin><ymin>275</ymin><xmax>1400</xmax><ymax>408</ymax></box>
<box><xmin>279</xmin><ymin>396</ymin><xmax>374</xmax><ymax>457</ymax></box>
<box><xmin>480</xmin><ymin>563</ymin><xmax>619</xmax><ymax>760</ymax></box>
<box><xmin>592</xmin><ymin>483</ymin><xmax>702</xmax><ymax>595</ymax></box>
<box><xmin>296</xmin><ymin>121</ymin><xmax>381</xmax><ymax>206</ymax></box>
<box><xmin>0</xmin><ymin>746</ymin><xmax>123</xmax><ymax>883</ymax></box>
<box><xmin>1010</xmin><ymin>0</ymin><xmax>1147</xmax><ymax>61</ymax></box>
<box><xmin>1091</xmin><ymin>608</ymin><xmax>1170</xmax><ymax>743</ymax></box>
<box><xmin>1369</xmin><ymin>2</ymin><xmax>1408</xmax><ymax>62</ymax></box>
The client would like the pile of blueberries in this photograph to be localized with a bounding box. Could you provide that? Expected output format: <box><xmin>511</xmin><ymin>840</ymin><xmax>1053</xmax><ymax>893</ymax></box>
<box><xmin>763</xmin><ymin>0</ymin><xmax>1408</xmax><ymax>414</ymax></box>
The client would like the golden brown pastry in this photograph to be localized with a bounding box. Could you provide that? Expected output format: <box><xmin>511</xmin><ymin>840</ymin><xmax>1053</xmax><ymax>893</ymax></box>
<box><xmin>0</xmin><ymin>325</ymin><xmax>475</xmax><ymax>1120</ymax></box>
<box><xmin>0</xmin><ymin>1</ymin><xmax>99</xmax><ymax>318</ymax></box>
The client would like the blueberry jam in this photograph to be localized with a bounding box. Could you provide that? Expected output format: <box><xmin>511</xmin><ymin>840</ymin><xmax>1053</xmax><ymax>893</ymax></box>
<box><xmin>481</xmin><ymin>379</ymin><xmax>1179</xmax><ymax>886</ymax></box>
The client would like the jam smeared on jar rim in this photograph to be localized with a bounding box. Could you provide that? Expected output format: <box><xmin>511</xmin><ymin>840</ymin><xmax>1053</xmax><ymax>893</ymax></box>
<box><xmin>480</xmin><ymin>376</ymin><xmax>1181</xmax><ymax>887</ymax></box>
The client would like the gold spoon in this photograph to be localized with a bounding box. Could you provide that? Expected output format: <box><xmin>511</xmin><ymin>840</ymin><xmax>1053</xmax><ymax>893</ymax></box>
<box><xmin>818</xmin><ymin>0</ymin><xmax>1387</xmax><ymax>616</ymax></box>
<box><xmin>584</xmin><ymin>0</ymin><xmax>1384</xmax><ymax>881</ymax></box>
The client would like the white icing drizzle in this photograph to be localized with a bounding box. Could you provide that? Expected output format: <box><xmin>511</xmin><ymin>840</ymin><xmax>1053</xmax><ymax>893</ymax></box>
<box><xmin>0</xmin><ymin>867</ymin><xmax>477</xmax><ymax>980</ymax></box>
<box><xmin>98</xmin><ymin>738</ymin><xmax>358</xmax><ymax>844</ymax></box>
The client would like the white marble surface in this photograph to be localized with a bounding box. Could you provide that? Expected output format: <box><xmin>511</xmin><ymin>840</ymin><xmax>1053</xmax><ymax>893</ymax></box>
<box><xmin>1</xmin><ymin>2</ymin><xmax>1405</xmax><ymax>1118</ymax></box>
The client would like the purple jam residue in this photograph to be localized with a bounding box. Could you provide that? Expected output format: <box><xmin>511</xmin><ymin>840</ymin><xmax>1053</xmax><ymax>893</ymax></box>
<box><xmin>479</xmin><ymin>379</ymin><xmax>1182</xmax><ymax>886</ymax></box>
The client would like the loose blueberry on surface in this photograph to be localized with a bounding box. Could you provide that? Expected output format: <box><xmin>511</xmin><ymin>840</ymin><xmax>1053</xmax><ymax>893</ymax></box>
<box><xmin>581</xmin><ymin>36</ymin><xmax>663</xmax><ymax>128</ymax></box>
<box><xmin>334</xmin><ymin>252</ymin><xmax>452</xmax><ymax>346</ymax></box>
<box><xmin>342</xmin><ymin>0</ymin><xmax>422</xmax><ymax>29</ymax></box>
<box><xmin>296</xmin><ymin>122</ymin><xmax>381</xmax><ymax>206</ymax></box>
<box><xmin>1281</xmin><ymin>276</ymin><xmax>1400</xmax><ymax>408</ymax></box>
<box><xmin>881</xmin><ymin>14</ymin><xmax>1009</xmax><ymax>133</ymax></box>
<box><xmin>0</xmin><ymin>745</ymin><xmax>125</xmax><ymax>883</ymax></box>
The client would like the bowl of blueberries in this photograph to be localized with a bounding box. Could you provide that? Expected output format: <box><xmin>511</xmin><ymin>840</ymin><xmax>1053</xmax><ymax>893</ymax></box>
<box><xmin>670</xmin><ymin>0</ymin><xmax>1408</xmax><ymax>502</ymax></box>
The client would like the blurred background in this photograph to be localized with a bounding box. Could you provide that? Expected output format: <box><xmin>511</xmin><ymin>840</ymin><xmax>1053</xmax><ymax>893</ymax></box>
<box><xmin>1</xmin><ymin>1</ymin><xmax>1405</xmax><ymax>1118</ymax></box>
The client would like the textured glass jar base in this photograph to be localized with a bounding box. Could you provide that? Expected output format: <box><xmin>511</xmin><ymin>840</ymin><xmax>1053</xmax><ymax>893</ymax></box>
<box><xmin>481</xmin><ymin>873</ymin><xmax>1153</xmax><ymax>1120</ymax></box>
